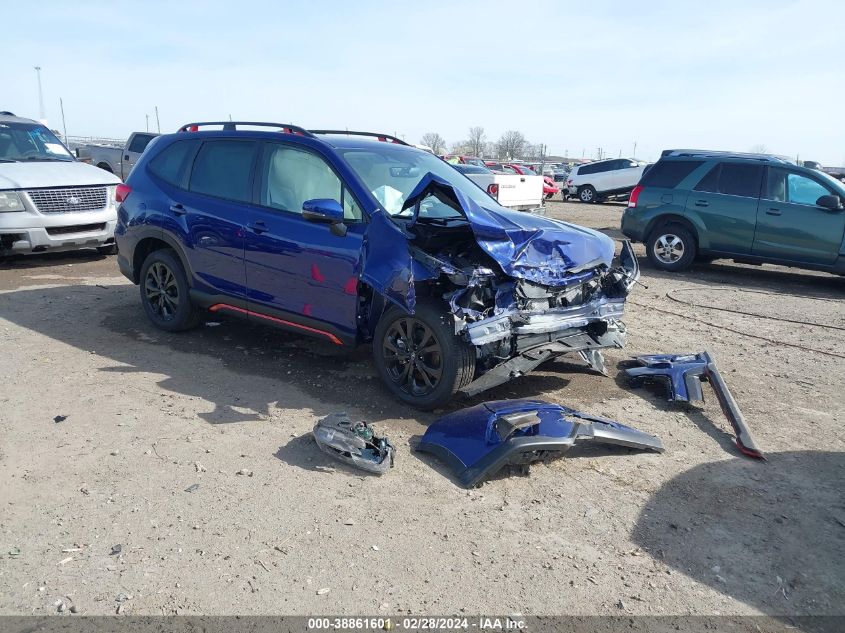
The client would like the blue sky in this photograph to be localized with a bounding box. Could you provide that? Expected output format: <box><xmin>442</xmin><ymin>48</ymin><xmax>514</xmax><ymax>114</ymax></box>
<box><xmin>3</xmin><ymin>0</ymin><xmax>843</xmax><ymax>163</ymax></box>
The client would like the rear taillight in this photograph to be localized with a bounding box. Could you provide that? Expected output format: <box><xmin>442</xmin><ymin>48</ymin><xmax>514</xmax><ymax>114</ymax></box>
<box><xmin>627</xmin><ymin>184</ymin><xmax>643</xmax><ymax>208</ymax></box>
<box><xmin>487</xmin><ymin>183</ymin><xmax>499</xmax><ymax>199</ymax></box>
<box><xmin>115</xmin><ymin>184</ymin><xmax>132</xmax><ymax>203</ymax></box>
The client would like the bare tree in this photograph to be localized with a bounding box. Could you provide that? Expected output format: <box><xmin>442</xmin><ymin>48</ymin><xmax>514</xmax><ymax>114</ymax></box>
<box><xmin>466</xmin><ymin>127</ymin><xmax>486</xmax><ymax>157</ymax></box>
<box><xmin>420</xmin><ymin>132</ymin><xmax>446</xmax><ymax>154</ymax></box>
<box><xmin>450</xmin><ymin>140</ymin><xmax>470</xmax><ymax>155</ymax></box>
<box><xmin>496</xmin><ymin>130</ymin><xmax>527</xmax><ymax>160</ymax></box>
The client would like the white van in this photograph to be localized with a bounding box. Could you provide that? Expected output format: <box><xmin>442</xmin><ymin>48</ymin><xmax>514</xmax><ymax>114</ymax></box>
<box><xmin>0</xmin><ymin>112</ymin><xmax>121</xmax><ymax>256</ymax></box>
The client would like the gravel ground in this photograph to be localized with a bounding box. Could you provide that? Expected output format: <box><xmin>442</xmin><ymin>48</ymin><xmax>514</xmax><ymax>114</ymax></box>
<box><xmin>0</xmin><ymin>200</ymin><xmax>843</xmax><ymax>618</ymax></box>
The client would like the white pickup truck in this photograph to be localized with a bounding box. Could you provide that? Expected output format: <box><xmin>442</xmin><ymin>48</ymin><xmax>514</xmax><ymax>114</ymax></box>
<box><xmin>76</xmin><ymin>131</ymin><xmax>158</xmax><ymax>179</ymax></box>
<box><xmin>452</xmin><ymin>163</ymin><xmax>544</xmax><ymax>211</ymax></box>
<box><xmin>0</xmin><ymin>112</ymin><xmax>121</xmax><ymax>256</ymax></box>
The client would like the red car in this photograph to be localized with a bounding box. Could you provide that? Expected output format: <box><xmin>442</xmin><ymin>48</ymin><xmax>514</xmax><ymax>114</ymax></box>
<box><xmin>502</xmin><ymin>163</ymin><xmax>560</xmax><ymax>200</ymax></box>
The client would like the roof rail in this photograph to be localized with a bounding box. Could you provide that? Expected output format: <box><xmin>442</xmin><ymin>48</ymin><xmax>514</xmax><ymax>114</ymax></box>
<box><xmin>177</xmin><ymin>121</ymin><xmax>315</xmax><ymax>136</ymax></box>
<box><xmin>661</xmin><ymin>149</ymin><xmax>791</xmax><ymax>163</ymax></box>
<box><xmin>0</xmin><ymin>111</ymin><xmax>16</xmax><ymax>116</ymax></box>
<box><xmin>309</xmin><ymin>130</ymin><xmax>410</xmax><ymax>146</ymax></box>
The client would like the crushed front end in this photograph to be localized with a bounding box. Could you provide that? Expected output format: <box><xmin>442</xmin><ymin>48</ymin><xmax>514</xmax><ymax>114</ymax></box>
<box><xmin>440</xmin><ymin>239</ymin><xmax>639</xmax><ymax>396</ymax></box>
<box><xmin>360</xmin><ymin>173</ymin><xmax>641</xmax><ymax>400</ymax></box>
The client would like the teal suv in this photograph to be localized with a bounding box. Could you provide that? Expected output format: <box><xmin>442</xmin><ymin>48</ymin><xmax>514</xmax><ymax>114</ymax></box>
<box><xmin>621</xmin><ymin>150</ymin><xmax>845</xmax><ymax>275</ymax></box>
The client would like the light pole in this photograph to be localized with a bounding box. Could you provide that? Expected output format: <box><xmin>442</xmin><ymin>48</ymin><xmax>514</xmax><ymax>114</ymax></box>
<box><xmin>34</xmin><ymin>66</ymin><xmax>45</xmax><ymax>122</ymax></box>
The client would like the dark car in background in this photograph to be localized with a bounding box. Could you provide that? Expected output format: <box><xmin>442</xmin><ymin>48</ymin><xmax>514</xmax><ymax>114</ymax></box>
<box><xmin>622</xmin><ymin>149</ymin><xmax>845</xmax><ymax>274</ymax></box>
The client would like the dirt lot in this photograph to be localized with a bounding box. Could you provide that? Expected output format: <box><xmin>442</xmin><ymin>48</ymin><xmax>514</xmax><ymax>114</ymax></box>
<box><xmin>1</xmin><ymin>200</ymin><xmax>843</xmax><ymax>618</ymax></box>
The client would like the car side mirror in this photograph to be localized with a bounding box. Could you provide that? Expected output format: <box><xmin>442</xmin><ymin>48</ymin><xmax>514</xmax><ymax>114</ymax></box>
<box><xmin>816</xmin><ymin>194</ymin><xmax>843</xmax><ymax>210</ymax></box>
<box><xmin>302</xmin><ymin>199</ymin><xmax>347</xmax><ymax>235</ymax></box>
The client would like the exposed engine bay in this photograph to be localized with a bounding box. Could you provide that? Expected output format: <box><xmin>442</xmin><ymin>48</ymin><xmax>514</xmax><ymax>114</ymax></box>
<box><xmin>406</xmin><ymin>214</ymin><xmax>639</xmax><ymax>397</ymax></box>
<box><xmin>359</xmin><ymin>172</ymin><xmax>640</xmax><ymax>399</ymax></box>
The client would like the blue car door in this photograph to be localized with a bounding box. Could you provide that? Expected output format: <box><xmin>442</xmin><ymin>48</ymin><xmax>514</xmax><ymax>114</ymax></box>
<box><xmin>244</xmin><ymin>142</ymin><xmax>365</xmax><ymax>345</ymax></box>
<box><xmin>178</xmin><ymin>139</ymin><xmax>257</xmax><ymax>299</ymax></box>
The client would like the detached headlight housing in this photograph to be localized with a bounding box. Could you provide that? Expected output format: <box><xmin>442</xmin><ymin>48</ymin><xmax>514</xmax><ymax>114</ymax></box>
<box><xmin>0</xmin><ymin>191</ymin><xmax>25</xmax><ymax>212</ymax></box>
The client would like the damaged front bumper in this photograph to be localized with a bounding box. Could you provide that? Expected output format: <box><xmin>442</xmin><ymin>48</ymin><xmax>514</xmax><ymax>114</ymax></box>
<box><xmin>457</xmin><ymin>241</ymin><xmax>639</xmax><ymax>396</ymax></box>
<box><xmin>417</xmin><ymin>398</ymin><xmax>663</xmax><ymax>487</ymax></box>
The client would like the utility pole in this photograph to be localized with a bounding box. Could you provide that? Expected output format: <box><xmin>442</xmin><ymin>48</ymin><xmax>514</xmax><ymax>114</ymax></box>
<box><xmin>59</xmin><ymin>98</ymin><xmax>68</xmax><ymax>145</ymax></box>
<box><xmin>155</xmin><ymin>106</ymin><xmax>161</xmax><ymax>133</ymax></box>
<box><xmin>34</xmin><ymin>66</ymin><xmax>45</xmax><ymax>122</ymax></box>
<box><xmin>145</xmin><ymin>114</ymin><xmax>149</xmax><ymax>132</ymax></box>
<box><xmin>633</xmin><ymin>141</ymin><xmax>637</xmax><ymax>157</ymax></box>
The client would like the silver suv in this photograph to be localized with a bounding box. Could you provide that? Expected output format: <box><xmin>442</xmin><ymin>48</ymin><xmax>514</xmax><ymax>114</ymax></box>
<box><xmin>0</xmin><ymin>112</ymin><xmax>121</xmax><ymax>256</ymax></box>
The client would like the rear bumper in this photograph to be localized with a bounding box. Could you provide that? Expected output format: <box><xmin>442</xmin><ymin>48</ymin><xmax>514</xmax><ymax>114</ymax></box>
<box><xmin>0</xmin><ymin>220</ymin><xmax>117</xmax><ymax>254</ymax></box>
<box><xmin>620</xmin><ymin>208</ymin><xmax>645</xmax><ymax>242</ymax></box>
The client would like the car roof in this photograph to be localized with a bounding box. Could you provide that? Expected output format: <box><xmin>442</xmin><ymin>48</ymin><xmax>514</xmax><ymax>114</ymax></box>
<box><xmin>660</xmin><ymin>149</ymin><xmax>794</xmax><ymax>164</ymax></box>
<box><xmin>0</xmin><ymin>113</ymin><xmax>40</xmax><ymax>125</ymax></box>
<box><xmin>164</xmin><ymin>123</ymin><xmax>424</xmax><ymax>153</ymax></box>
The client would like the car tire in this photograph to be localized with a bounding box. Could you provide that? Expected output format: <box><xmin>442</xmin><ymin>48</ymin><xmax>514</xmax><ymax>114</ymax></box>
<box><xmin>138</xmin><ymin>248</ymin><xmax>201</xmax><ymax>332</ymax></box>
<box><xmin>646</xmin><ymin>224</ymin><xmax>697</xmax><ymax>272</ymax></box>
<box><xmin>97</xmin><ymin>244</ymin><xmax>118</xmax><ymax>255</ymax></box>
<box><xmin>578</xmin><ymin>185</ymin><xmax>597</xmax><ymax>203</ymax></box>
<box><xmin>373</xmin><ymin>301</ymin><xmax>475</xmax><ymax>410</ymax></box>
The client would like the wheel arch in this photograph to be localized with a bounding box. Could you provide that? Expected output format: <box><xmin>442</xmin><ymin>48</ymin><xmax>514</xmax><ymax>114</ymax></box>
<box><xmin>131</xmin><ymin>234</ymin><xmax>194</xmax><ymax>285</ymax></box>
<box><xmin>644</xmin><ymin>214</ymin><xmax>703</xmax><ymax>250</ymax></box>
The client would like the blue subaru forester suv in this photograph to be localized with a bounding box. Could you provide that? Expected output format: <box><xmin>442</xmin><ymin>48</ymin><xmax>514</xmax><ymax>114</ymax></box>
<box><xmin>115</xmin><ymin>122</ymin><xmax>639</xmax><ymax>408</ymax></box>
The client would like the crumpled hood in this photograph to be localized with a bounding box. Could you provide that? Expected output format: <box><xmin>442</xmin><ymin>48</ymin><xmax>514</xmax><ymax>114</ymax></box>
<box><xmin>0</xmin><ymin>161</ymin><xmax>121</xmax><ymax>190</ymax></box>
<box><xmin>402</xmin><ymin>173</ymin><xmax>615</xmax><ymax>286</ymax></box>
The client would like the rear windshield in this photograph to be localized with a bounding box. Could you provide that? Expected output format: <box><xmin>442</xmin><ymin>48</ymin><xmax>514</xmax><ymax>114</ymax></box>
<box><xmin>455</xmin><ymin>164</ymin><xmax>491</xmax><ymax>174</ymax></box>
<box><xmin>0</xmin><ymin>121</ymin><xmax>73</xmax><ymax>162</ymax></box>
<box><xmin>641</xmin><ymin>160</ymin><xmax>703</xmax><ymax>188</ymax></box>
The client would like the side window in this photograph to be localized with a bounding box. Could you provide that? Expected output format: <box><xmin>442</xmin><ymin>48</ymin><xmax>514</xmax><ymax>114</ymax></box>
<box><xmin>641</xmin><ymin>160</ymin><xmax>703</xmax><ymax>188</ymax></box>
<box><xmin>694</xmin><ymin>164</ymin><xmax>720</xmax><ymax>193</ymax></box>
<box><xmin>764</xmin><ymin>167</ymin><xmax>788</xmax><ymax>202</ymax></box>
<box><xmin>579</xmin><ymin>164</ymin><xmax>595</xmax><ymax>175</ymax></box>
<box><xmin>148</xmin><ymin>140</ymin><xmax>199</xmax><ymax>187</ymax></box>
<box><xmin>261</xmin><ymin>144</ymin><xmax>361</xmax><ymax>221</ymax></box>
<box><xmin>503</xmin><ymin>166</ymin><xmax>517</xmax><ymax>174</ymax></box>
<box><xmin>787</xmin><ymin>173</ymin><xmax>831</xmax><ymax>206</ymax></box>
<box><xmin>719</xmin><ymin>164</ymin><xmax>763</xmax><ymax>197</ymax></box>
<box><xmin>128</xmin><ymin>134</ymin><xmax>156</xmax><ymax>154</ymax></box>
<box><xmin>189</xmin><ymin>140</ymin><xmax>256</xmax><ymax>203</ymax></box>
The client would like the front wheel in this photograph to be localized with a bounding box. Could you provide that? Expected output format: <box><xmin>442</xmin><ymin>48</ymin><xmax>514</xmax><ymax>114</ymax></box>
<box><xmin>373</xmin><ymin>302</ymin><xmax>475</xmax><ymax>410</ymax></box>
<box><xmin>139</xmin><ymin>249</ymin><xmax>201</xmax><ymax>331</ymax></box>
<box><xmin>578</xmin><ymin>185</ymin><xmax>597</xmax><ymax>203</ymax></box>
<box><xmin>646</xmin><ymin>224</ymin><xmax>697</xmax><ymax>271</ymax></box>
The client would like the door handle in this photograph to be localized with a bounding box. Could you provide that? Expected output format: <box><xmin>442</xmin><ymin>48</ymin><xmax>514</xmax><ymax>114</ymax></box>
<box><xmin>247</xmin><ymin>221</ymin><xmax>268</xmax><ymax>234</ymax></box>
<box><xmin>766</xmin><ymin>208</ymin><xmax>782</xmax><ymax>216</ymax></box>
<box><xmin>169</xmin><ymin>203</ymin><xmax>186</xmax><ymax>216</ymax></box>
<box><xmin>694</xmin><ymin>200</ymin><xmax>709</xmax><ymax>207</ymax></box>
<box><xmin>124</xmin><ymin>154</ymin><xmax>130</xmax><ymax>161</ymax></box>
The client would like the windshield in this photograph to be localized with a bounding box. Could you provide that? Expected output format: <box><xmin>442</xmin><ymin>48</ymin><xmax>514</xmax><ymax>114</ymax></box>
<box><xmin>817</xmin><ymin>170</ymin><xmax>845</xmax><ymax>195</ymax></box>
<box><xmin>339</xmin><ymin>144</ymin><xmax>500</xmax><ymax>219</ymax></box>
<box><xmin>0</xmin><ymin>122</ymin><xmax>74</xmax><ymax>162</ymax></box>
